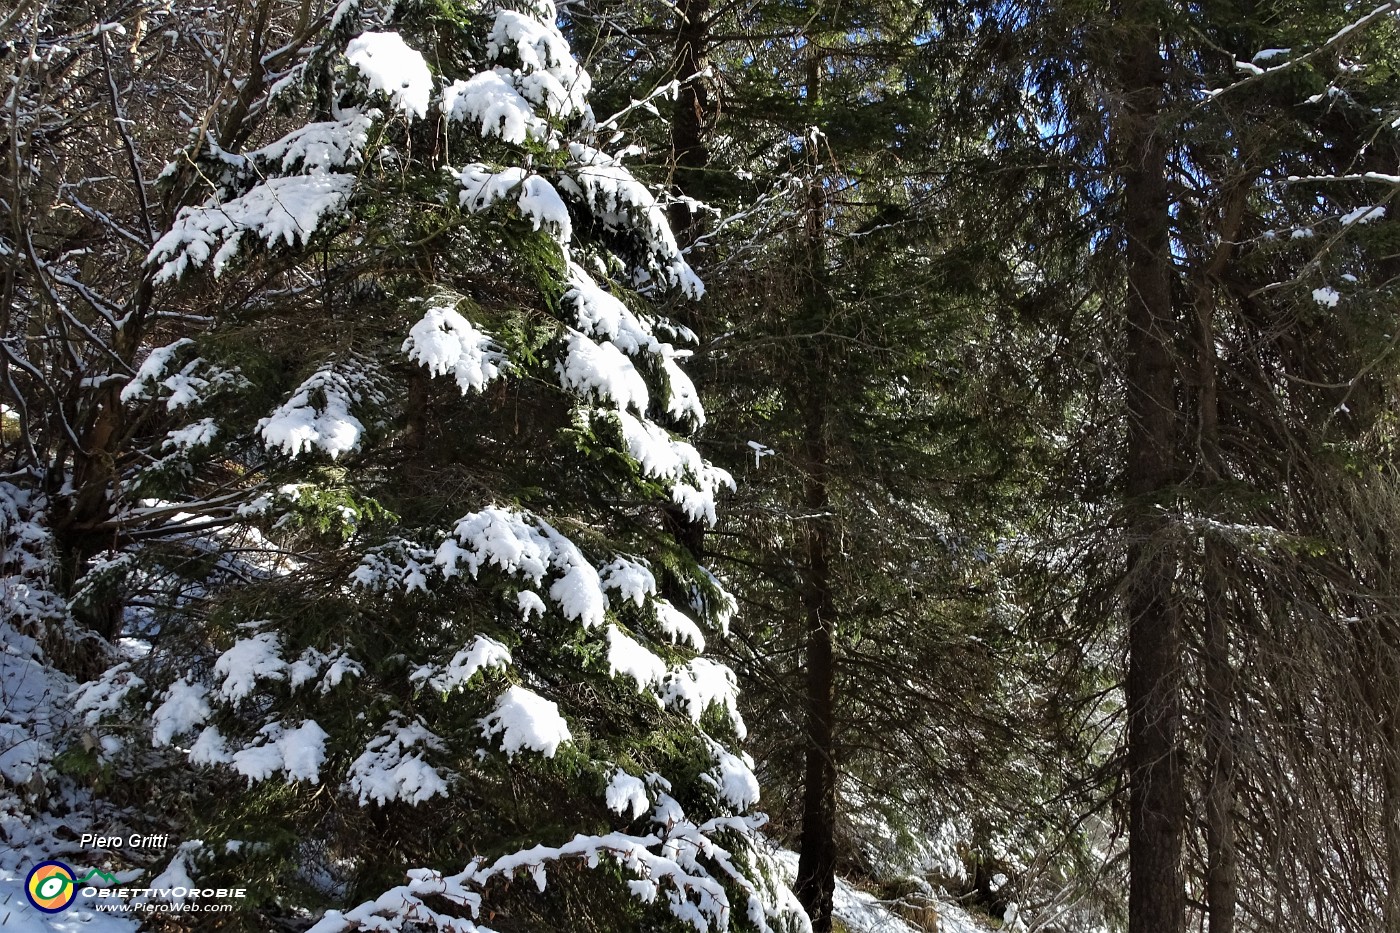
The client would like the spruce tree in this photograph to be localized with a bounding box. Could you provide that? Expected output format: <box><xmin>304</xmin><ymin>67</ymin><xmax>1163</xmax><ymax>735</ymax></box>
<box><xmin>70</xmin><ymin>1</ymin><xmax>807</xmax><ymax>929</ymax></box>
<box><xmin>575</xmin><ymin>2</ymin><xmax>1109</xmax><ymax>928</ymax></box>
<box><xmin>929</xmin><ymin>2</ymin><xmax>1400</xmax><ymax>930</ymax></box>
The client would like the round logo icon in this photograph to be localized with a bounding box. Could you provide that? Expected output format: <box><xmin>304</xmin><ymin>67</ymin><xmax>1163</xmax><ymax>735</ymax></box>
<box><xmin>25</xmin><ymin>861</ymin><xmax>77</xmax><ymax>913</ymax></box>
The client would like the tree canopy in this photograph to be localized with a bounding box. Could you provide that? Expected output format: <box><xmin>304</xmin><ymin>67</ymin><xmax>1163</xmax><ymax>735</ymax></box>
<box><xmin>6</xmin><ymin>2</ymin><xmax>1400</xmax><ymax>932</ymax></box>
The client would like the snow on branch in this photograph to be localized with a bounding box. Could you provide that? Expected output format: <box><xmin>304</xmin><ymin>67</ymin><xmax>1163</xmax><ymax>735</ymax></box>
<box><xmin>563</xmin><ymin>143</ymin><xmax>704</xmax><ymax>297</ymax></box>
<box><xmin>246</xmin><ymin>113</ymin><xmax>375</xmax><ymax>174</ymax></box>
<box><xmin>308</xmin><ymin>818</ymin><xmax>803</xmax><ymax>933</ymax></box>
<box><xmin>486</xmin><ymin>7</ymin><xmax>591</xmax><ymax>120</ymax></box>
<box><xmin>434</xmin><ymin>506</ymin><xmax>606</xmax><ymax>628</ymax></box>
<box><xmin>346</xmin><ymin>718</ymin><xmax>450</xmax><ymax>806</ymax></box>
<box><xmin>345</xmin><ymin>31</ymin><xmax>433</xmax><ymax>119</ymax></box>
<box><xmin>259</xmin><ymin>361</ymin><xmax>383</xmax><ymax>460</ymax></box>
<box><xmin>1204</xmin><ymin>2</ymin><xmax>1400</xmax><ymax>102</ymax></box>
<box><xmin>479</xmin><ymin>684</ymin><xmax>572</xmax><ymax>758</ymax></box>
<box><xmin>456</xmin><ymin>163</ymin><xmax>572</xmax><ymax>243</ymax></box>
<box><xmin>403</xmin><ymin>302</ymin><xmax>508</xmax><ymax>394</ymax></box>
<box><xmin>444</xmin><ymin>69</ymin><xmax>549</xmax><ymax>144</ymax></box>
<box><xmin>611</xmin><ymin>410</ymin><xmax>736</xmax><ymax>526</ymax></box>
<box><xmin>148</xmin><ymin>174</ymin><xmax>355</xmax><ymax>281</ymax></box>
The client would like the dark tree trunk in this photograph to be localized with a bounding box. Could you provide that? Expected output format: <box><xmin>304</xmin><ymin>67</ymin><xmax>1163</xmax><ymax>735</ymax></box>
<box><xmin>793</xmin><ymin>48</ymin><xmax>837</xmax><ymax>931</ymax></box>
<box><xmin>1114</xmin><ymin>7</ymin><xmax>1186</xmax><ymax>933</ymax></box>
<box><xmin>1194</xmin><ymin>179</ymin><xmax>1248</xmax><ymax>933</ymax></box>
<box><xmin>794</xmin><ymin>382</ymin><xmax>837</xmax><ymax>932</ymax></box>
<box><xmin>661</xmin><ymin>0</ymin><xmax>712</xmax><ymax>572</ymax></box>
<box><xmin>49</xmin><ymin>286</ymin><xmax>145</xmax><ymax>644</ymax></box>
<box><xmin>1384</xmin><ymin>710</ymin><xmax>1400</xmax><ymax>933</ymax></box>
<box><xmin>1202</xmin><ymin>541</ymin><xmax>1236</xmax><ymax>933</ymax></box>
<box><xmin>667</xmin><ymin>0</ymin><xmax>711</xmax><ymax>244</ymax></box>
<box><xmin>404</xmin><ymin>368</ymin><xmax>428</xmax><ymax>452</ymax></box>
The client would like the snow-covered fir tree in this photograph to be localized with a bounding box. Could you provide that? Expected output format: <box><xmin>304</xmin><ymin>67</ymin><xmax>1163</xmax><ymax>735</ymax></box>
<box><xmin>59</xmin><ymin>1</ymin><xmax>806</xmax><ymax>929</ymax></box>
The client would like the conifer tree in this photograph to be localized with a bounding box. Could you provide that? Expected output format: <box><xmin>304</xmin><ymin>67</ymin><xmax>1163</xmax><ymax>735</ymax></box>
<box><xmin>66</xmin><ymin>1</ymin><xmax>807</xmax><ymax>929</ymax></box>
<box><xmin>929</xmin><ymin>2</ymin><xmax>1400</xmax><ymax>930</ymax></box>
<box><xmin>575</xmin><ymin>2</ymin><xmax>1111</xmax><ymax>928</ymax></box>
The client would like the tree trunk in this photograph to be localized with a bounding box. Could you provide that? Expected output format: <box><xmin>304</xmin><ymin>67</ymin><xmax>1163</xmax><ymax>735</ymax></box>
<box><xmin>667</xmin><ymin>0</ymin><xmax>711</xmax><ymax>244</ymax></box>
<box><xmin>1195</xmin><ymin>179</ymin><xmax>1248</xmax><ymax>933</ymax></box>
<box><xmin>1202</xmin><ymin>541</ymin><xmax>1236</xmax><ymax>933</ymax></box>
<box><xmin>794</xmin><ymin>381</ymin><xmax>838</xmax><ymax>932</ymax></box>
<box><xmin>1384</xmin><ymin>710</ymin><xmax>1400</xmax><ymax>933</ymax></box>
<box><xmin>1115</xmin><ymin>7</ymin><xmax>1186</xmax><ymax>933</ymax></box>
<box><xmin>661</xmin><ymin>0</ymin><xmax>711</xmax><ymax>571</ymax></box>
<box><xmin>793</xmin><ymin>47</ymin><xmax>838</xmax><ymax>933</ymax></box>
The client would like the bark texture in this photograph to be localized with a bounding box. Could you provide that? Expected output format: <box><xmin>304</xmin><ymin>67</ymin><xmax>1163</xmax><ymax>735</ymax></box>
<box><xmin>1114</xmin><ymin>7</ymin><xmax>1186</xmax><ymax>933</ymax></box>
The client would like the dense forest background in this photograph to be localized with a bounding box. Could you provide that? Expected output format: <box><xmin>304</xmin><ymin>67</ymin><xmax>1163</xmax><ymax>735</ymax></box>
<box><xmin>4</xmin><ymin>1</ymin><xmax>1400</xmax><ymax>931</ymax></box>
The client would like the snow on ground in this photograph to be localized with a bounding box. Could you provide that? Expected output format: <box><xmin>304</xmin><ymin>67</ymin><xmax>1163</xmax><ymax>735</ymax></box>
<box><xmin>0</xmin><ymin>872</ymin><xmax>140</xmax><ymax>932</ymax></box>
<box><xmin>834</xmin><ymin>880</ymin><xmax>992</xmax><ymax>933</ymax></box>
<box><xmin>0</xmin><ymin>799</ymin><xmax>140</xmax><ymax>933</ymax></box>
<box><xmin>832</xmin><ymin>881</ymin><xmax>923</xmax><ymax>933</ymax></box>
<box><xmin>0</xmin><ymin>621</ymin><xmax>138</xmax><ymax>930</ymax></box>
<box><xmin>935</xmin><ymin>902</ymin><xmax>997</xmax><ymax>933</ymax></box>
<box><xmin>773</xmin><ymin>849</ymin><xmax>994</xmax><ymax>933</ymax></box>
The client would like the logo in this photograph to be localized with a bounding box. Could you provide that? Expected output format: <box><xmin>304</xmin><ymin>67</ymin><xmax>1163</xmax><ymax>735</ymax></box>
<box><xmin>25</xmin><ymin>861</ymin><xmax>76</xmax><ymax>913</ymax></box>
<box><xmin>24</xmin><ymin>862</ymin><xmax>118</xmax><ymax>913</ymax></box>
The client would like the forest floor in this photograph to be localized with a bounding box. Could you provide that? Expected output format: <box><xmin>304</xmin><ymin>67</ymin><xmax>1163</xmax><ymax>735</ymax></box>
<box><xmin>772</xmin><ymin>850</ymin><xmax>996</xmax><ymax>933</ymax></box>
<box><xmin>0</xmin><ymin>816</ymin><xmax>1000</xmax><ymax>933</ymax></box>
<box><xmin>832</xmin><ymin>877</ymin><xmax>995</xmax><ymax>933</ymax></box>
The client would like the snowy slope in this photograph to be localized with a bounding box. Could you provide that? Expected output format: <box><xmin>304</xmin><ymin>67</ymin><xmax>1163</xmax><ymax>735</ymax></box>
<box><xmin>0</xmin><ymin>872</ymin><xmax>140</xmax><ymax>933</ymax></box>
<box><xmin>834</xmin><ymin>875</ymin><xmax>995</xmax><ymax>933</ymax></box>
<box><xmin>0</xmin><ymin>621</ymin><xmax>140</xmax><ymax>931</ymax></box>
<box><xmin>774</xmin><ymin>849</ymin><xmax>995</xmax><ymax>933</ymax></box>
<box><xmin>0</xmin><ymin>797</ymin><xmax>139</xmax><ymax>933</ymax></box>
